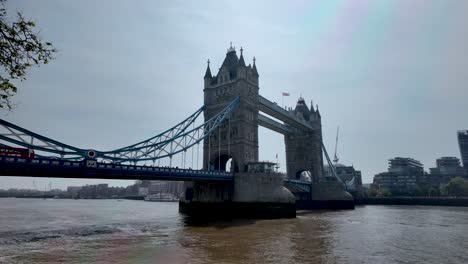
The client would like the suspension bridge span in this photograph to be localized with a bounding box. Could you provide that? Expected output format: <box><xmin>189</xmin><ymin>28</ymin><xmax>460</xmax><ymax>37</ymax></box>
<box><xmin>0</xmin><ymin>46</ymin><xmax>354</xmax><ymax>218</ymax></box>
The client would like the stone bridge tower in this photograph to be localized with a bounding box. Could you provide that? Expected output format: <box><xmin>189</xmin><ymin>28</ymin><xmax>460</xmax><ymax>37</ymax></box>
<box><xmin>285</xmin><ymin>98</ymin><xmax>324</xmax><ymax>182</ymax></box>
<box><xmin>180</xmin><ymin>45</ymin><xmax>353</xmax><ymax>216</ymax></box>
<box><xmin>203</xmin><ymin>45</ymin><xmax>259</xmax><ymax>172</ymax></box>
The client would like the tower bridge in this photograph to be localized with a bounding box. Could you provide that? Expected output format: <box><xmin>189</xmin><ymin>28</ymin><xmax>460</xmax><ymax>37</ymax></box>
<box><xmin>0</xmin><ymin>45</ymin><xmax>353</xmax><ymax>218</ymax></box>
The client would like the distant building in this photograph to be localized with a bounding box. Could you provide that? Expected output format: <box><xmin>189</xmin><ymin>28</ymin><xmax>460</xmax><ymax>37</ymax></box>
<box><xmin>458</xmin><ymin>130</ymin><xmax>468</xmax><ymax>175</ymax></box>
<box><xmin>418</xmin><ymin>157</ymin><xmax>466</xmax><ymax>187</ymax></box>
<box><xmin>138</xmin><ymin>187</ymin><xmax>149</xmax><ymax>196</ymax></box>
<box><xmin>67</xmin><ymin>186</ymin><xmax>81</xmax><ymax>198</ymax></box>
<box><xmin>388</xmin><ymin>157</ymin><xmax>424</xmax><ymax>175</ymax></box>
<box><xmin>373</xmin><ymin>156</ymin><xmax>466</xmax><ymax>195</ymax></box>
<box><xmin>78</xmin><ymin>184</ymin><xmax>109</xmax><ymax>199</ymax></box>
<box><xmin>373</xmin><ymin>157</ymin><xmax>424</xmax><ymax>194</ymax></box>
<box><xmin>148</xmin><ymin>181</ymin><xmax>183</xmax><ymax>197</ymax></box>
<box><xmin>429</xmin><ymin>157</ymin><xmax>465</xmax><ymax>176</ymax></box>
<box><xmin>78</xmin><ymin>185</ymin><xmax>95</xmax><ymax>198</ymax></box>
<box><xmin>149</xmin><ymin>181</ymin><xmax>167</xmax><ymax>194</ymax></box>
<box><xmin>167</xmin><ymin>181</ymin><xmax>184</xmax><ymax>197</ymax></box>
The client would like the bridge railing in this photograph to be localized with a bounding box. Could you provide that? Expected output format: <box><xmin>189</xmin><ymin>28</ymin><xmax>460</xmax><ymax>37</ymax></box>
<box><xmin>283</xmin><ymin>179</ymin><xmax>312</xmax><ymax>193</ymax></box>
<box><xmin>0</xmin><ymin>155</ymin><xmax>233</xmax><ymax>180</ymax></box>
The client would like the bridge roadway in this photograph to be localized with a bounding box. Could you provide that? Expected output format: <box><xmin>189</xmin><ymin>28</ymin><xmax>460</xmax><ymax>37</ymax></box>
<box><xmin>0</xmin><ymin>155</ymin><xmax>314</xmax><ymax>195</ymax></box>
<box><xmin>0</xmin><ymin>155</ymin><xmax>233</xmax><ymax>182</ymax></box>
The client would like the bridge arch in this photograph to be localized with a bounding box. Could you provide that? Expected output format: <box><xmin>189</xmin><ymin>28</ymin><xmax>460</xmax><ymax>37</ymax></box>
<box><xmin>296</xmin><ymin>170</ymin><xmax>312</xmax><ymax>182</ymax></box>
<box><xmin>210</xmin><ymin>153</ymin><xmax>237</xmax><ymax>172</ymax></box>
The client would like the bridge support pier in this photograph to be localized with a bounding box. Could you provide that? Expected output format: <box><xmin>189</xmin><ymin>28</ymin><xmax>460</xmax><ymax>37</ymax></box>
<box><xmin>296</xmin><ymin>182</ymin><xmax>355</xmax><ymax>210</ymax></box>
<box><xmin>179</xmin><ymin>172</ymin><xmax>296</xmax><ymax>219</ymax></box>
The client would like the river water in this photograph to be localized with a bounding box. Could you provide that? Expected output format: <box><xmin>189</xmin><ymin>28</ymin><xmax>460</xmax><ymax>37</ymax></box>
<box><xmin>0</xmin><ymin>199</ymin><xmax>467</xmax><ymax>264</ymax></box>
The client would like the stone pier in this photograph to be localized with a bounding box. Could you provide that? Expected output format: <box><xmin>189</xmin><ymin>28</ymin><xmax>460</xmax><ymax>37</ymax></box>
<box><xmin>179</xmin><ymin>172</ymin><xmax>296</xmax><ymax>219</ymax></box>
<box><xmin>297</xmin><ymin>182</ymin><xmax>355</xmax><ymax>210</ymax></box>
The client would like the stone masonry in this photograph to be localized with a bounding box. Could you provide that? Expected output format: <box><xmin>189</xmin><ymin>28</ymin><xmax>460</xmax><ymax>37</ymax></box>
<box><xmin>285</xmin><ymin>98</ymin><xmax>324</xmax><ymax>181</ymax></box>
<box><xmin>203</xmin><ymin>45</ymin><xmax>259</xmax><ymax>173</ymax></box>
<box><xmin>203</xmin><ymin>45</ymin><xmax>324</xmax><ymax>182</ymax></box>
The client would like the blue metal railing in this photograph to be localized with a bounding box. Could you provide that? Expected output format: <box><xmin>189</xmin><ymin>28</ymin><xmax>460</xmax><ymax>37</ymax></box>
<box><xmin>283</xmin><ymin>179</ymin><xmax>312</xmax><ymax>193</ymax></box>
<box><xmin>0</xmin><ymin>155</ymin><xmax>233</xmax><ymax>181</ymax></box>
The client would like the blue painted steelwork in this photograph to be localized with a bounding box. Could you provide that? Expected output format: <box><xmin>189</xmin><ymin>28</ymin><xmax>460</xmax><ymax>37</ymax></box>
<box><xmin>0</xmin><ymin>155</ymin><xmax>233</xmax><ymax>181</ymax></box>
<box><xmin>101</xmin><ymin>105</ymin><xmax>204</xmax><ymax>157</ymax></box>
<box><xmin>0</xmin><ymin>119</ymin><xmax>84</xmax><ymax>157</ymax></box>
<box><xmin>321</xmin><ymin>141</ymin><xmax>346</xmax><ymax>187</ymax></box>
<box><xmin>0</xmin><ymin>96</ymin><xmax>240</xmax><ymax>164</ymax></box>
<box><xmin>98</xmin><ymin>96</ymin><xmax>240</xmax><ymax>162</ymax></box>
<box><xmin>283</xmin><ymin>179</ymin><xmax>312</xmax><ymax>193</ymax></box>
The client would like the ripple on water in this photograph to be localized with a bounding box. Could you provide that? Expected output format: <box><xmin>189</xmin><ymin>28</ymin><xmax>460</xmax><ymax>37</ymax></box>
<box><xmin>2</xmin><ymin>200</ymin><xmax>468</xmax><ymax>264</ymax></box>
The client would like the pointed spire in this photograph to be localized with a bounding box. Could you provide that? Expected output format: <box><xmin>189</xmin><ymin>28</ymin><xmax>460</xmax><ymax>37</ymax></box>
<box><xmin>238</xmin><ymin>47</ymin><xmax>246</xmax><ymax>67</ymax></box>
<box><xmin>227</xmin><ymin>41</ymin><xmax>235</xmax><ymax>53</ymax></box>
<box><xmin>204</xmin><ymin>59</ymin><xmax>212</xmax><ymax>79</ymax></box>
<box><xmin>252</xmin><ymin>56</ymin><xmax>259</xmax><ymax>76</ymax></box>
<box><xmin>310</xmin><ymin>100</ymin><xmax>314</xmax><ymax>111</ymax></box>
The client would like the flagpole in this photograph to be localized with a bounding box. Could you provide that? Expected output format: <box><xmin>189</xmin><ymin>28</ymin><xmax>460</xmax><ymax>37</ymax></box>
<box><xmin>281</xmin><ymin>92</ymin><xmax>290</xmax><ymax>109</ymax></box>
<box><xmin>275</xmin><ymin>153</ymin><xmax>279</xmax><ymax>172</ymax></box>
<box><xmin>282</xmin><ymin>94</ymin><xmax>284</xmax><ymax>109</ymax></box>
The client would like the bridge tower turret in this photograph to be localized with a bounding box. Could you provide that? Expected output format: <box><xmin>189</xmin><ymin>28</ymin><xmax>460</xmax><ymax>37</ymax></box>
<box><xmin>203</xmin><ymin>45</ymin><xmax>259</xmax><ymax>172</ymax></box>
<box><xmin>285</xmin><ymin>97</ymin><xmax>324</xmax><ymax>182</ymax></box>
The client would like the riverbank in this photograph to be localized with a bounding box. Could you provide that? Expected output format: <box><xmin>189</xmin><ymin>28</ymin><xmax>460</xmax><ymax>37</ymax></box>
<box><xmin>360</xmin><ymin>197</ymin><xmax>468</xmax><ymax>207</ymax></box>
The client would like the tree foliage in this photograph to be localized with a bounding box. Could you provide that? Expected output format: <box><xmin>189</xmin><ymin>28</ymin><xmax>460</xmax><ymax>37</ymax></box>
<box><xmin>368</xmin><ymin>186</ymin><xmax>392</xmax><ymax>197</ymax></box>
<box><xmin>0</xmin><ymin>0</ymin><xmax>55</xmax><ymax>110</ymax></box>
<box><xmin>441</xmin><ymin>177</ymin><xmax>468</xmax><ymax>197</ymax></box>
<box><xmin>379</xmin><ymin>187</ymin><xmax>392</xmax><ymax>197</ymax></box>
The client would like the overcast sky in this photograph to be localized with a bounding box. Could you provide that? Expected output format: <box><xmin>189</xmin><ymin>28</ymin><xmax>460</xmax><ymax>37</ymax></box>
<box><xmin>1</xmin><ymin>0</ymin><xmax>467</xmax><ymax>189</ymax></box>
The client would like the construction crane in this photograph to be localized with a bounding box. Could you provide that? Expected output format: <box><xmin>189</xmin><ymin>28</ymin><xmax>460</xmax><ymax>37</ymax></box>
<box><xmin>333</xmin><ymin>126</ymin><xmax>339</xmax><ymax>164</ymax></box>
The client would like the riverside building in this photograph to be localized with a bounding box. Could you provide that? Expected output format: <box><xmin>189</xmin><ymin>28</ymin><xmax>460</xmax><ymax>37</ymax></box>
<box><xmin>419</xmin><ymin>157</ymin><xmax>466</xmax><ymax>187</ymax></box>
<box><xmin>429</xmin><ymin>157</ymin><xmax>465</xmax><ymax>177</ymax></box>
<box><xmin>458</xmin><ymin>130</ymin><xmax>468</xmax><ymax>176</ymax></box>
<box><xmin>372</xmin><ymin>157</ymin><xmax>424</xmax><ymax>195</ymax></box>
<box><xmin>373</xmin><ymin>157</ymin><xmax>466</xmax><ymax>195</ymax></box>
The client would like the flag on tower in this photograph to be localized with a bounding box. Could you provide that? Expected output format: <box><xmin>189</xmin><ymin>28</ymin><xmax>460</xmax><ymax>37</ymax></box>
<box><xmin>282</xmin><ymin>92</ymin><xmax>290</xmax><ymax>96</ymax></box>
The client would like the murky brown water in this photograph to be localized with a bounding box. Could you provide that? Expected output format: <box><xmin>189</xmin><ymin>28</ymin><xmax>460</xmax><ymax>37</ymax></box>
<box><xmin>1</xmin><ymin>198</ymin><xmax>467</xmax><ymax>264</ymax></box>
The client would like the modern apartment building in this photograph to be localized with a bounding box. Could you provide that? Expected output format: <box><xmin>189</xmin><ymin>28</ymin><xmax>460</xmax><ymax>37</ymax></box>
<box><xmin>458</xmin><ymin>130</ymin><xmax>468</xmax><ymax>175</ymax></box>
